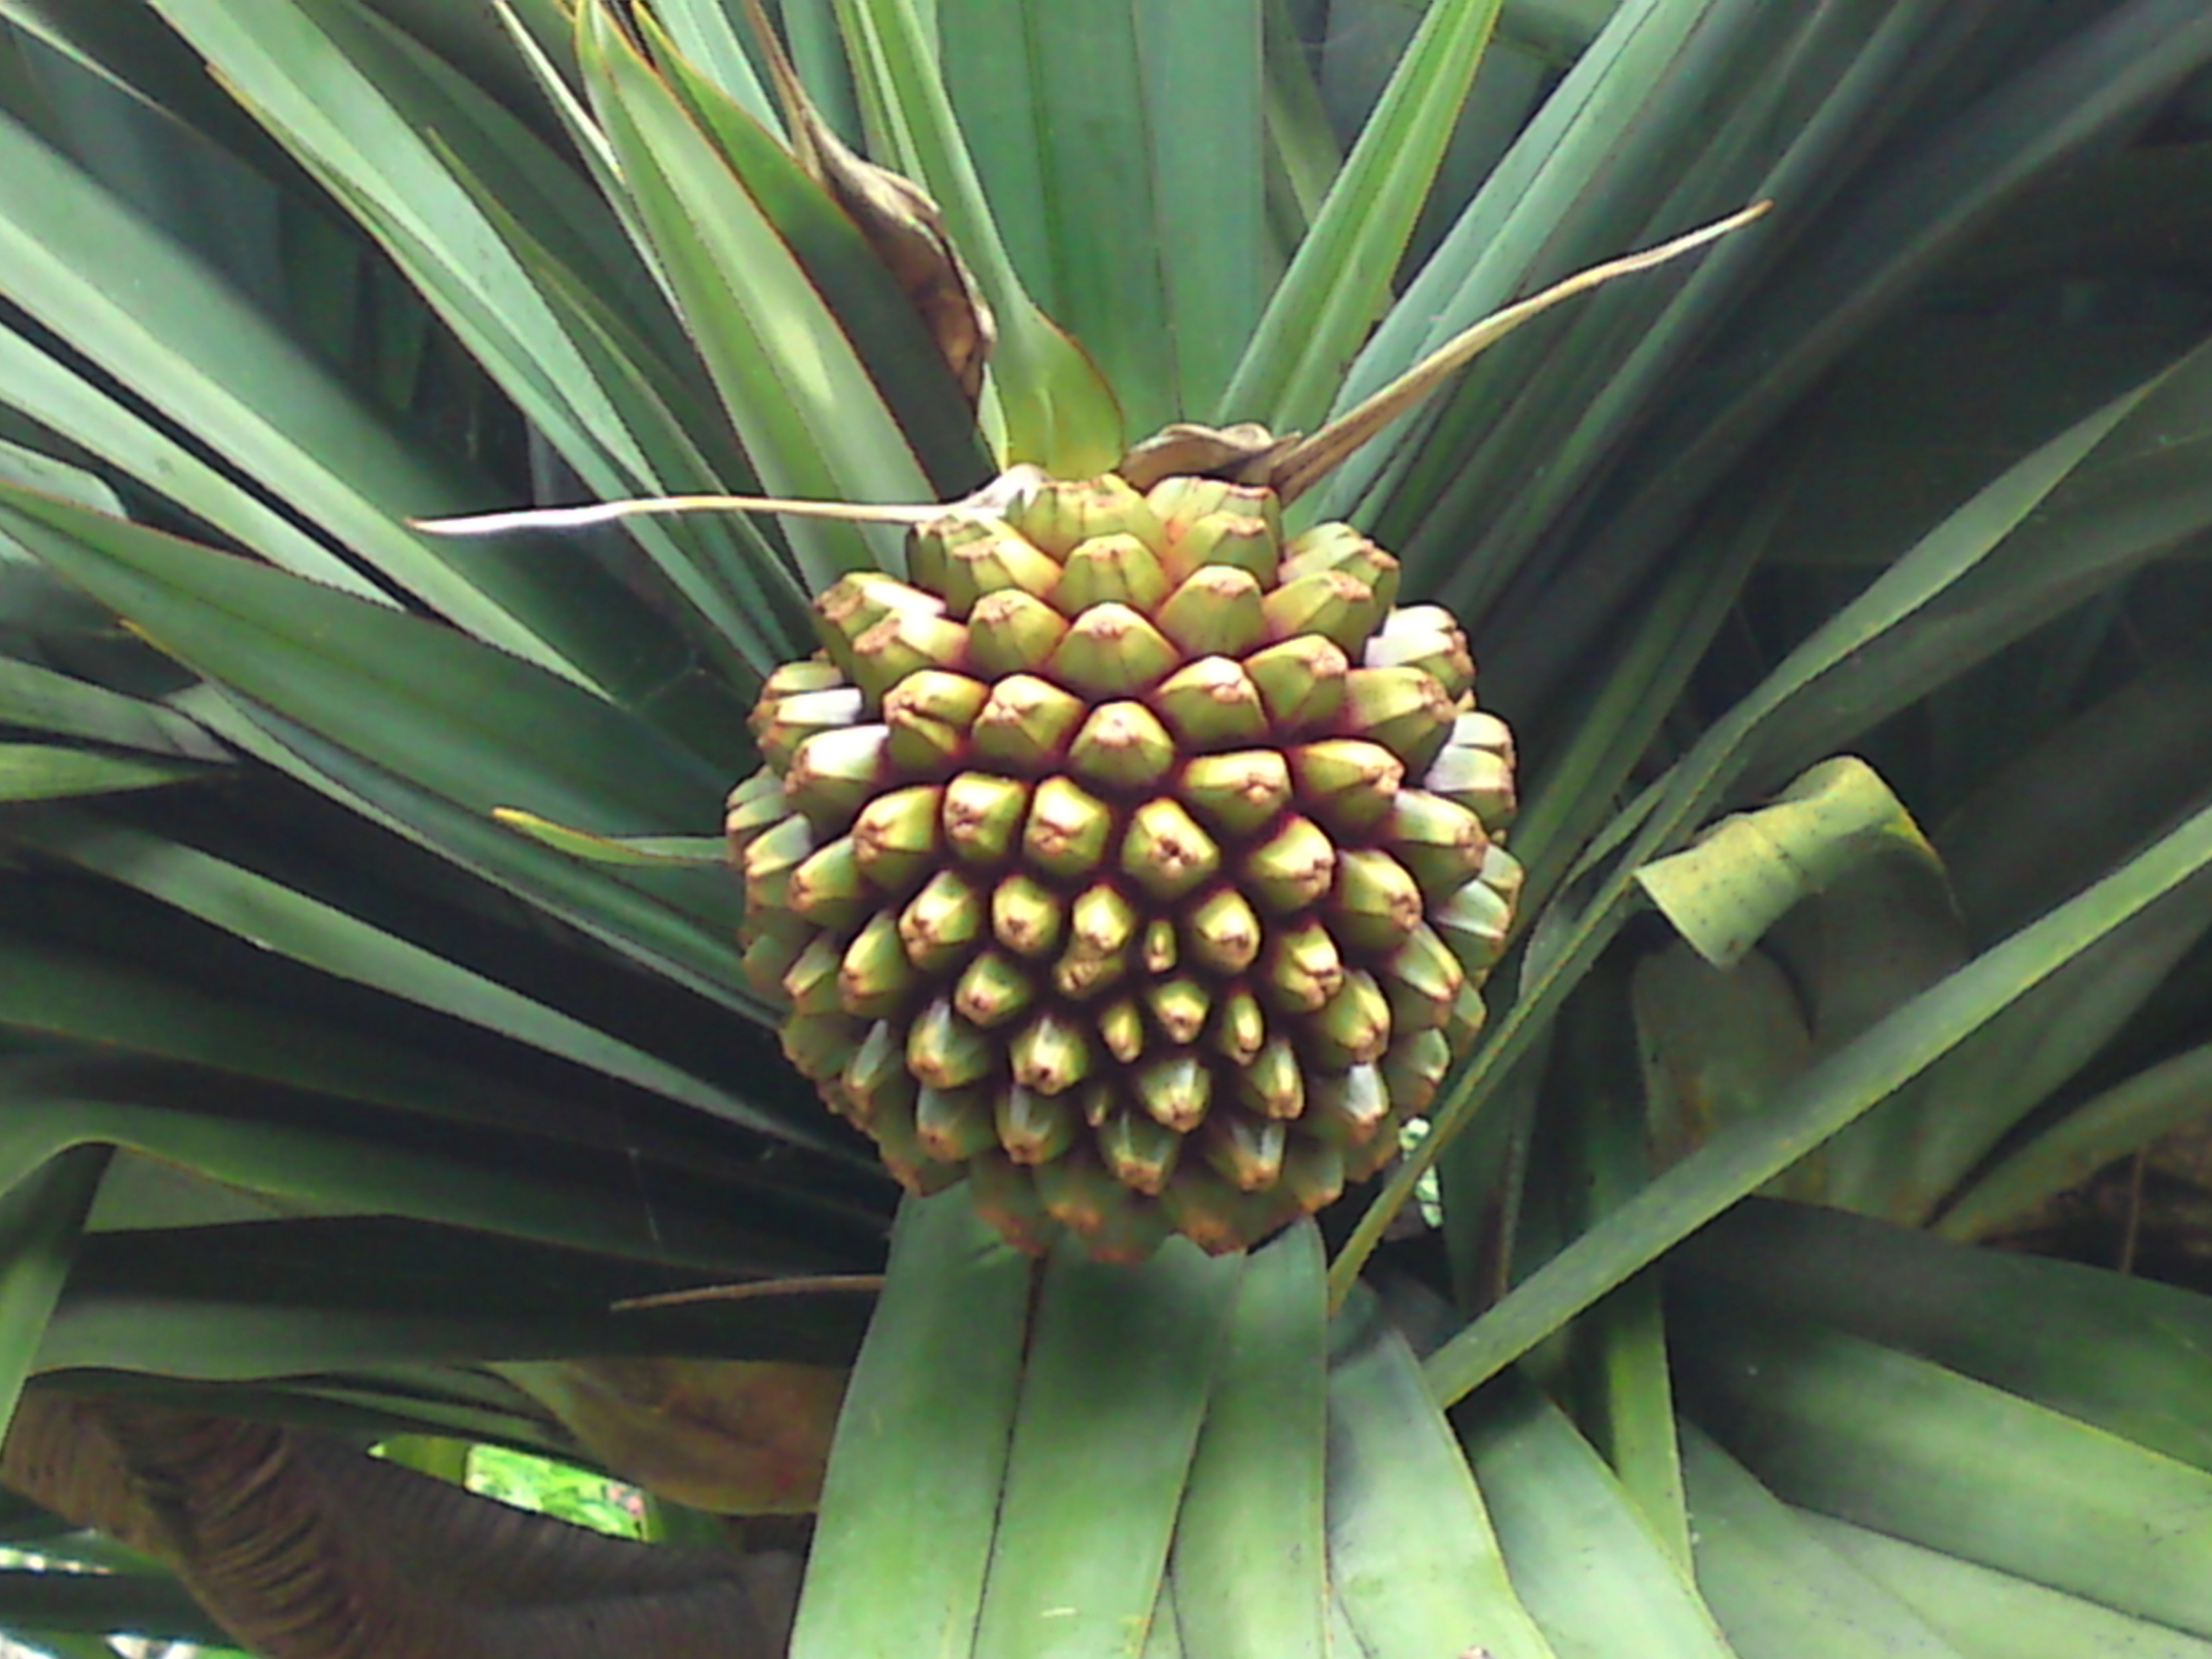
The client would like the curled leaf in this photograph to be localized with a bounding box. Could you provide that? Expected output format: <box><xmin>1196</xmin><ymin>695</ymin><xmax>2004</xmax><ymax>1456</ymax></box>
<box><xmin>497</xmin><ymin>1357</ymin><xmax>848</xmax><ymax>1516</ymax></box>
<box><xmin>1635</xmin><ymin>756</ymin><xmax>1945</xmax><ymax>970</ymax></box>
<box><xmin>1117</xmin><ymin>423</ymin><xmax>1301</xmax><ymax>491</ymax></box>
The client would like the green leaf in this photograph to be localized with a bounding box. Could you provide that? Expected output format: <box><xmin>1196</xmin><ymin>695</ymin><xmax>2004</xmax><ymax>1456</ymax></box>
<box><xmin>1460</xmin><ymin>1376</ymin><xmax>1732</xmax><ymax>1659</ymax></box>
<box><xmin>834</xmin><ymin>0</ymin><xmax>1124</xmax><ymax>471</ymax></box>
<box><xmin>1340</xmin><ymin>0</ymin><xmax>1807</xmax><ymax>591</ymax></box>
<box><xmin>1937</xmin><ymin>1038</ymin><xmax>2212</xmax><ymax>1242</ymax></box>
<box><xmin>1742</xmin><ymin>408</ymin><xmax>2212</xmax><ymax>795</ymax></box>
<box><xmin>0</xmin><ymin>0</ymin><xmax>300</xmax><ymax>175</ymax></box>
<box><xmin>0</xmin><ymin>106</ymin><xmax>495</xmax><ymax>611</ymax></box>
<box><xmin>1141</xmin><ymin>1578</ymin><xmax>1183</xmax><ymax>1659</ymax></box>
<box><xmin>447</xmin><ymin>169</ymin><xmax>816</xmax><ymax>674</ymax></box>
<box><xmin>380</xmin><ymin>1432</ymin><xmax>476</xmax><ymax>1485</ymax></box>
<box><xmin>1553</xmin><ymin>997</ymin><xmax>1690</xmax><ymax>1565</ymax></box>
<box><xmin>0</xmin><ymin>72</ymin><xmax>709</xmax><ymax>707</ymax></box>
<box><xmin>8</xmin><ymin>812</ymin><xmax>792</xmax><ymax>1143</ymax></box>
<box><xmin>1325</xmin><ymin>1288</ymin><xmax>1557</xmax><ymax>1659</ymax></box>
<box><xmin>148</xmin><ymin>0</ymin><xmax>676</xmax><ymax>448</ymax></box>
<box><xmin>579</xmin><ymin>0</ymin><xmax>933</xmax><ymax>586</ymax></box>
<box><xmin>637</xmin><ymin>8</ymin><xmax>991</xmax><ymax>499</ymax></box>
<box><xmin>1</xmin><ymin>507</ymin><xmax>765</xmax><ymax>1014</ymax></box>
<box><xmin>0</xmin><ymin>321</ymin><xmax>388</xmax><ymax>606</ymax></box>
<box><xmin>1167</xmin><ymin>1221</ymin><xmax>1326</xmax><ymax>1659</ymax></box>
<box><xmin>944</xmin><ymin>0</ymin><xmax>1173</xmax><ymax>432</ymax></box>
<box><xmin>941</xmin><ymin>0</ymin><xmax>1265</xmax><ymax>427</ymax></box>
<box><xmin>0</xmin><ymin>436</ymin><xmax>121</xmax><ymax>518</ymax></box>
<box><xmin>1826</xmin><ymin>867</ymin><xmax>2212</xmax><ymax>1225</ymax></box>
<box><xmin>1499</xmin><ymin>0</ymin><xmax>1626</xmax><ymax>62</ymax></box>
<box><xmin>0</xmin><ymin>745</ymin><xmax>201</xmax><ymax>802</ymax></box>
<box><xmin>138</xmin><ymin>0</ymin><xmax>792</xmax><ymax>705</ymax></box>
<box><xmin>781</xmin><ymin>0</ymin><xmax>865</xmax><ymax>143</ymax></box>
<box><xmin>1637</xmin><ymin>756</ymin><xmax>1943</xmax><ymax>970</ymax></box>
<box><xmin>0</xmin><ymin>929</ymin><xmax>710</xmax><ymax>1156</ymax></box>
<box><xmin>1222</xmin><ymin>0</ymin><xmax>1507</xmax><ymax>434</ymax></box>
<box><xmin>1939</xmin><ymin>657</ymin><xmax>2212</xmax><ymax>941</ymax></box>
<box><xmin>1258</xmin><ymin>0</ymin><xmax>1338</xmax><ymax>262</ymax></box>
<box><xmin>1134</xmin><ymin>0</ymin><xmax>1265</xmax><ymax>415</ymax></box>
<box><xmin>1401</xmin><ymin>3</ymin><xmax>2212</xmax><ymax>703</ymax></box>
<box><xmin>930</xmin><ymin>0</ymin><xmax>1048</xmax><ymax>311</ymax></box>
<box><xmin>1677</xmin><ymin>1203</ymin><xmax>2212</xmax><ymax>1482</ymax></box>
<box><xmin>1801</xmin><ymin>1510</ymin><xmax>2212</xmax><ymax>1659</ymax></box>
<box><xmin>0</xmin><ymin>487</ymin><xmax>725</xmax><ymax>854</ymax></box>
<box><xmin>1631</xmin><ymin>946</ymin><xmax>1818</xmax><ymax>1201</ymax></box>
<box><xmin>1420</xmin><ymin>788</ymin><xmax>2212</xmax><ymax>1405</ymax></box>
<box><xmin>974</xmin><ymin>1238</ymin><xmax>1243</xmax><ymax>1659</ymax></box>
<box><xmin>1336</xmin><ymin>337</ymin><xmax>2203</xmax><ymax>1293</ymax></box>
<box><xmin>1511</xmin><ymin>483</ymin><xmax>1781</xmax><ymax>899</ymax></box>
<box><xmin>0</xmin><ymin>1491</ymin><xmax>76</xmax><ymax>1548</ymax></box>
<box><xmin>651</xmin><ymin>0</ymin><xmax>775</xmax><ymax>119</ymax></box>
<box><xmin>0</xmin><ymin>1146</ymin><xmax>106</xmax><ymax>1437</ymax></box>
<box><xmin>0</xmin><ymin>1079</ymin><xmax>783</xmax><ymax>1282</ymax></box>
<box><xmin>182</xmin><ymin>687</ymin><xmax>769</xmax><ymax>1023</ymax></box>
<box><xmin>1679</xmin><ymin>1424</ymin><xmax>1967</xmax><ymax>1659</ymax></box>
<box><xmin>47</xmin><ymin>1214</ymin><xmax>867</xmax><ymax>1380</ymax></box>
<box><xmin>0</xmin><ymin>657</ymin><xmax>224</xmax><ymax>760</ymax></box>
<box><xmin>792</xmin><ymin>1192</ymin><xmax>1032</xmax><ymax>1659</ymax></box>
<box><xmin>1624</xmin><ymin>9</ymin><xmax>2212</xmax><ymax>588</ymax></box>
<box><xmin>1632</xmin><ymin>859</ymin><xmax>1970</xmax><ymax>1221</ymax></box>
<box><xmin>1676</xmin><ymin>1300</ymin><xmax>2212</xmax><ymax>1639</ymax></box>
<box><xmin>1768</xmin><ymin>856</ymin><xmax>1967</xmax><ymax>1055</ymax></box>
<box><xmin>305</xmin><ymin>149</ymin><xmax>804</xmax><ymax>692</ymax></box>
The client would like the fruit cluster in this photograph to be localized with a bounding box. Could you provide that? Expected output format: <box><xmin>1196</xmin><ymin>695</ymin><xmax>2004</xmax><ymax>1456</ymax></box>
<box><xmin>730</xmin><ymin>466</ymin><xmax>1517</xmax><ymax>1260</ymax></box>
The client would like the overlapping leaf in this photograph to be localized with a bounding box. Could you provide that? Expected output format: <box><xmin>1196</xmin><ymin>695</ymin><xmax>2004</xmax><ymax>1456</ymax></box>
<box><xmin>1</xmin><ymin>1</ymin><xmax>2211</xmax><ymax>1654</ymax></box>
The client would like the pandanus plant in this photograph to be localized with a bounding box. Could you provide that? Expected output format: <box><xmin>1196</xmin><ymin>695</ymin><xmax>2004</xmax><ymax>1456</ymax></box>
<box><xmin>432</xmin><ymin>138</ymin><xmax>1756</xmax><ymax>1261</ymax></box>
<box><xmin>1</xmin><ymin>2</ymin><xmax>2211</xmax><ymax>1658</ymax></box>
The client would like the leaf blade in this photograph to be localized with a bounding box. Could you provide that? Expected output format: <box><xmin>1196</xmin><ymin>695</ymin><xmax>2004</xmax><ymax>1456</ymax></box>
<box><xmin>1326</xmin><ymin>1290</ymin><xmax>1557</xmax><ymax>1659</ymax></box>
<box><xmin>974</xmin><ymin>1239</ymin><xmax>1244</xmax><ymax>1659</ymax></box>
<box><xmin>1168</xmin><ymin>1221</ymin><xmax>1327</xmax><ymax>1659</ymax></box>
<box><xmin>1421</xmin><ymin>790</ymin><xmax>2212</xmax><ymax>1404</ymax></box>
<box><xmin>791</xmin><ymin>1191</ymin><xmax>1033</xmax><ymax>1659</ymax></box>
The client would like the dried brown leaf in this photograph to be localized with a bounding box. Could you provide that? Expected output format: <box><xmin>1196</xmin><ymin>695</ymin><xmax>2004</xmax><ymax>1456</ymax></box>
<box><xmin>1</xmin><ymin>1391</ymin><xmax>789</xmax><ymax>1659</ymax></box>
<box><xmin>1116</xmin><ymin>423</ymin><xmax>1302</xmax><ymax>491</ymax></box>
<box><xmin>739</xmin><ymin>0</ymin><xmax>994</xmax><ymax>401</ymax></box>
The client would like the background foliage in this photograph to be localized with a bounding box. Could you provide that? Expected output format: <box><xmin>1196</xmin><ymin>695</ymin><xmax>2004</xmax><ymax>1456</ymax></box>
<box><xmin>0</xmin><ymin>0</ymin><xmax>2208</xmax><ymax>1655</ymax></box>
